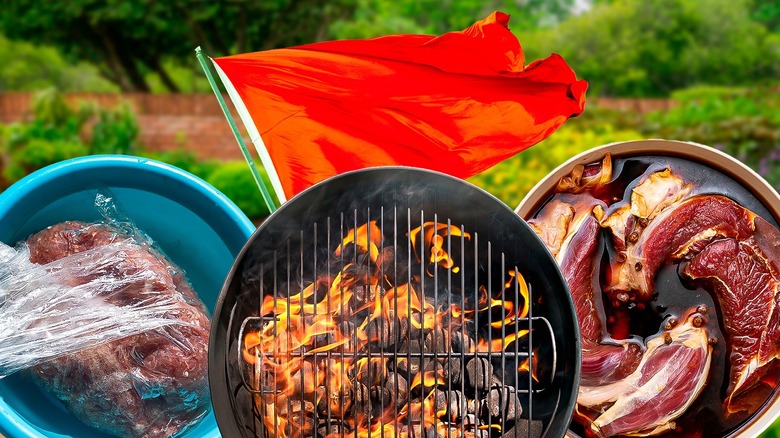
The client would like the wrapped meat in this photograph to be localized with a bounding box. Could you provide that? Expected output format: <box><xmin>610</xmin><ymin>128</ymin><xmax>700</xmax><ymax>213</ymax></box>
<box><xmin>21</xmin><ymin>221</ymin><xmax>211</xmax><ymax>438</ymax></box>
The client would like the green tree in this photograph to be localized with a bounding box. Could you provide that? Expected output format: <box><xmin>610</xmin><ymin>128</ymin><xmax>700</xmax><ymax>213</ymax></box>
<box><xmin>522</xmin><ymin>0</ymin><xmax>780</xmax><ymax>96</ymax></box>
<box><xmin>330</xmin><ymin>0</ymin><xmax>576</xmax><ymax>40</ymax></box>
<box><xmin>0</xmin><ymin>0</ymin><xmax>358</xmax><ymax>92</ymax></box>
<box><xmin>0</xmin><ymin>34</ymin><xmax>117</xmax><ymax>92</ymax></box>
<box><xmin>754</xmin><ymin>0</ymin><xmax>780</xmax><ymax>31</ymax></box>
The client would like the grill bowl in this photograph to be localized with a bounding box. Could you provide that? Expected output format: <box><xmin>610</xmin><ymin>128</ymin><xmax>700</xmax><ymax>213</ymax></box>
<box><xmin>516</xmin><ymin>139</ymin><xmax>780</xmax><ymax>437</ymax></box>
<box><xmin>210</xmin><ymin>166</ymin><xmax>581</xmax><ymax>438</ymax></box>
<box><xmin>0</xmin><ymin>155</ymin><xmax>255</xmax><ymax>438</ymax></box>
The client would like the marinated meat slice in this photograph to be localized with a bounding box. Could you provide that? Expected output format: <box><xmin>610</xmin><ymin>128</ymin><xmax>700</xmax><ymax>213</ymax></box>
<box><xmin>527</xmin><ymin>199</ymin><xmax>574</xmax><ymax>260</ymax></box>
<box><xmin>682</xmin><ymin>220</ymin><xmax>780</xmax><ymax>408</ymax></box>
<box><xmin>600</xmin><ymin>168</ymin><xmax>691</xmax><ymax>253</ymax></box>
<box><xmin>583</xmin><ymin>309</ymin><xmax>712</xmax><ymax>437</ymax></box>
<box><xmin>530</xmin><ymin>202</ymin><xmax>643</xmax><ymax>388</ymax></box>
<box><xmin>556</xmin><ymin>152</ymin><xmax>613</xmax><ymax>195</ymax></box>
<box><xmin>607</xmin><ymin>195</ymin><xmax>756</xmax><ymax>300</ymax></box>
<box><xmin>25</xmin><ymin>221</ymin><xmax>211</xmax><ymax>438</ymax></box>
<box><xmin>562</xmin><ymin>214</ymin><xmax>642</xmax><ymax>386</ymax></box>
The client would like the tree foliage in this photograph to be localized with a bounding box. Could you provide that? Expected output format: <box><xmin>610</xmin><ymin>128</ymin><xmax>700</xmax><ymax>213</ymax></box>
<box><xmin>329</xmin><ymin>0</ymin><xmax>575</xmax><ymax>40</ymax></box>
<box><xmin>521</xmin><ymin>0</ymin><xmax>780</xmax><ymax>96</ymax></box>
<box><xmin>0</xmin><ymin>35</ymin><xmax>117</xmax><ymax>92</ymax></box>
<box><xmin>0</xmin><ymin>0</ymin><xmax>358</xmax><ymax>92</ymax></box>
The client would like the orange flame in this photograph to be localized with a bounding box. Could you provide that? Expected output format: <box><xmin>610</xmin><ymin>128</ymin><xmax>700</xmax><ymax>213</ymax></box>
<box><xmin>409</xmin><ymin>369</ymin><xmax>447</xmax><ymax>391</ymax></box>
<box><xmin>409</xmin><ymin>222</ymin><xmax>471</xmax><ymax>275</ymax></box>
<box><xmin>508</xmin><ymin>270</ymin><xmax>531</xmax><ymax>320</ymax></box>
<box><xmin>336</xmin><ymin>220</ymin><xmax>382</xmax><ymax>263</ymax></box>
<box><xmin>518</xmin><ymin>356</ymin><xmax>541</xmax><ymax>382</ymax></box>
<box><xmin>475</xmin><ymin>329</ymin><xmax>530</xmax><ymax>352</ymax></box>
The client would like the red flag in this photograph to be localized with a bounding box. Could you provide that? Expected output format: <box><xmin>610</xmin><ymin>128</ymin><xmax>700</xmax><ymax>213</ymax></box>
<box><xmin>214</xmin><ymin>11</ymin><xmax>587</xmax><ymax>202</ymax></box>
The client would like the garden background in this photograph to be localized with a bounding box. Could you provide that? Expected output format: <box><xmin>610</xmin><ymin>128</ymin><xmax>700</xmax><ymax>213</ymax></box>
<box><xmin>0</xmin><ymin>0</ymin><xmax>779</xmax><ymax>435</ymax></box>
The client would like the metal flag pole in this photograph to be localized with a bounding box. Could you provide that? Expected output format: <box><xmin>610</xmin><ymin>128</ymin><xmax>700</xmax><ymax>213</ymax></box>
<box><xmin>195</xmin><ymin>46</ymin><xmax>278</xmax><ymax>213</ymax></box>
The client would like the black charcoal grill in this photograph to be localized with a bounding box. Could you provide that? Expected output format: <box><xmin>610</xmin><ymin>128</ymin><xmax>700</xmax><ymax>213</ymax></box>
<box><xmin>209</xmin><ymin>167</ymin><xmax>580</xmax><ymax>438</ymax></box>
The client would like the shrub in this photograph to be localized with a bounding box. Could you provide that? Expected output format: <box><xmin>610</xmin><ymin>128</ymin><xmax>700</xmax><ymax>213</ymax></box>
<box><xmin>3</xmin><ymin>138</ymin><xmax>88</xmax><ymax>183</ymax></box>
<box><xmin>139</xmin><ymin>149</ymin><xmax>220</xmax><ymax>182</ymax></box>
<box><xmin>206</xmin><ymin>161</ymin><xmax>277</xmax><ymax>220</ymax></box>
<box><xmin>90</xmin><ymin>103</ymin><xmax>138</xmax><ymax>155</ymax></box>
<box><xmin>640</xmin><ymin>84</ymin><xmax>780</xmax><ymax>190</ymax></box>
<box><xmin>468</xmin><ymin>122</ymin><xmax>643</xmax><ymax>208</ymax></box>
<box><xmin>0</xmin><ymin>89</ymin><xmax>144</xmax><ymax>188</ymax></box>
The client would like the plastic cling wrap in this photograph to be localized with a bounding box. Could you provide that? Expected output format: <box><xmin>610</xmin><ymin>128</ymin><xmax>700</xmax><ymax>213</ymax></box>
<box><xmin>0</xmin><ymin>195</ymin><xmax>211</xmax><ymax>438</ymax></box>
<box><xmin>0</xmin><ymin>238</ymin><xmax>196</xmax><ymax>376</ymax></box>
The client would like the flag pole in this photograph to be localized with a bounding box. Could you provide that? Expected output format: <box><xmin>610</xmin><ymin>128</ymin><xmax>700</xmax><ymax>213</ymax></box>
<box><xmin>195</xmin><ymin>46</ymin><xmax>278</xmax><ymax>213</ymax></box>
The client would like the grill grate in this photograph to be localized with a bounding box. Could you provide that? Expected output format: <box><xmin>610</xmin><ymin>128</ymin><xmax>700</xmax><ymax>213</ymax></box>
<box><xmin>237</xmin><ymin>207</ymin><xmax>558</xmax><ymax>438</ymax></box>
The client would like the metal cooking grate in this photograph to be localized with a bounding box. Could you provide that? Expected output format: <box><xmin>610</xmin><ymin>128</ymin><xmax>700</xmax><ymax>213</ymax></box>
<box><xmin>236</xmin><ymin>207</ymin><xmax>559</xmax><ymax>438</ymax></box>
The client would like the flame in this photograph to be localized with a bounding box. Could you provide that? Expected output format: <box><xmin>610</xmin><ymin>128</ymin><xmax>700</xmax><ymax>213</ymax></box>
<box><xmin>475</xmin><ymin>329</ymin><xmax>530</xmax><ymax>352</ymax></box>
<box><xmin>485</xmin><ymin>270</ymin><xmax>531</xmax><ymax>329</ymax></box>
<box><xmin>409</xmin><ymin>369</ymin><xmax>447</xmax><ymax>391</ymax></box>
<box><xmin>336</xmin><ymin>220</ymin><xmax>382</xmax><ymax>263</ymax></box>
<box><xmin>518</xmin><ymin>356</ymin><xmax>541</xmax><ymax>382</ymax></box>
<box><xmin>409</xmin><ymin>222</ymin><xmax>470</xmax><ymax>275</ymax></box>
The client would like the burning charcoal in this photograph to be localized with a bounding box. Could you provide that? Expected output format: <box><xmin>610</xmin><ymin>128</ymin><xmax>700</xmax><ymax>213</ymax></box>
<box><xmin>397</xmin><ymin>339</ymin><xmax>426</xmax><ymax>376</ymax></box>
<box><xmin>446</xmin><ymin>357</ymin><xmax>463</xmax><ymax>385</ymax></box>
<box><xmin>277</xmin><ymin>399</ymin><xmax>315</xmax><ymax>420</ymax></box>
<box><xmin>286</xmin><ymin>413</ymin><xmax>316</xmax><ymax>438</ymax></box>
<box><xmin>502</xmin><ymin>419</ymin><xmax>544</xmax><ymax>438</ymax></box>
<box><xmin>292</xmin><ymin>361</ymin><xmax>318</xmax><ymax>395</ymax></box>
<box><xmin>355</xmin><ymin>383</ymin><xmax>372</xmax><ymax>416</ymax></box>
<box><xmin>317</xmin><ymin>423</ymin><xmax>345</xmax><ymax>438</ymax></box>
<box><xmin>355</xmin><ymin>284</ymin><xmax>381</xmax><ymax>304</ymax></box>
<box><xmin>466</xmin><ymin>357</ymin><xmax>493</xmax><ymax>391</ymax></box>
<box><xmin>376</xmin><ymin>246</ymin><xmax>403</xmax><ymax>279</ymax></box>
<box><xmin>452</xmin><ymin>331</ymin><xmax>476</xmax><ymax>353</ymax></box>
<box><xmin>400</xmin><ymin>424</ymin><xmax>437</xmax><ymax>438</ymax></box>
<box><xmin>337</xmin><ymin>321</ymin><xmax>356</xmax><ymax>350</ymax></box>
<box><xmin>366</xmin><ymin>315</ymin><xmax>406</xmax><ymax>349</ymax></box>
<box><xmin>269</xmin><ymin>329</ymin><xmax>300</xmax><ymax>355</ymax></box>
<box><xmin>486</xmin><ymin>386</ymin><xmax>522</xmax><ymax>420</ymax></box>
<box><xmin>316</xmin><ymin>385</ymin><xmax>353</xmax><ymax>417</ymax></box>
<box><xmin>425</xmin><ymin>328</ymin><xmax>450</xmax><ymax>353</ymax></box>
<box><xmin>356</xmin><ymin>358</ymin><xmax>386</xmax><ymax>387</ymax></box>
<box><xmin>461</xmin><ymin>416</ymin><xmax>490</xmax><ymax>438</ymax></box>
<box><xmin>385</xmin><ymin>372</ymin><xmax>409</xmax><ymax>407</ymax></box>
<box><xmin>424</xmin><ymin>357</ymin><xmax>462</xmax><ymax>385</ymax></box>
<box><xmin>370</xmin><ymin>385</ymin><xmax>392</xmax><ymax>414</ymax></box>
<box><xmin>433</xmin><ymin>390</ymin><xmax>468</xmax><ymax>420</ymax></box>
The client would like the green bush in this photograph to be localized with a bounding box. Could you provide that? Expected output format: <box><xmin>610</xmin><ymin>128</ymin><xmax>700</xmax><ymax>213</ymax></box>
<box><xmin>640</xmin><ymin>84</ymin><xmax>780</xmax><ymax>189</ymax></box>
<box><xmin>90</xmin><ymin>103</ymin><xmax>138</xmax><ymax>155</ymax></box>
<box><xmin>206</xmin><ymin>161</ymin><xmax>276</xmax><ymax>220</ymax></box>
<box><xmin>468</xmin><ymin>122</ymin><xmax>642</xmax><ymax>208</ymax></box>
<box><xmin>139</xmin><ymin>149</ymin><xmax>220</xmax><ymax>182</ymax></box>
<box><xmin>521</xmin><ymin>0</ymin><xmax>780</xmax><ymax>97</ymax></box>
<box><xmin>3</xmin><ymin>138</ymin><xmax>88</xmax><ymax>183</ymax></box>
<box><xmin>0</xmin><ymin>89</ymin><xmax>145</xmax><ymax>188</ymax></box>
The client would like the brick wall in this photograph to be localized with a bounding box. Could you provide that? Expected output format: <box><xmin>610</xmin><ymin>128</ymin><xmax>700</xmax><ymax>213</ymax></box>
<box><xmin>0</xmin><ymin>93</ymin><xmax>675</xmax><ymax>160</ymax></box>
<box><xmin>0</xmin><ymin>92</ymin><xmax>251</xmax><ymax>161</ymax></box>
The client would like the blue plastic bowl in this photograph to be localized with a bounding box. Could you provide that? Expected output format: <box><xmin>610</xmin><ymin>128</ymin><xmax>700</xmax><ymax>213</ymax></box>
<box><xmin>0</xmin><ymin>155</ymin><xmax>256</xmax><ymax>438</ymax></box>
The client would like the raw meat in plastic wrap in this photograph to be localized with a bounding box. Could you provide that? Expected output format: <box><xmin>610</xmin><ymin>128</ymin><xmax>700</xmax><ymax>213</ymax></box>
<box><xmin>0</xmin><ymin>219</ymin><xmax>211</xmax><ymax>438</ymax></box>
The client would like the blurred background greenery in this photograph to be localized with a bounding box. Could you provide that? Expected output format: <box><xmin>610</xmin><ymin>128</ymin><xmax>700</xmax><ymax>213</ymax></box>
<box><xmin>1</xmin><ymin>0</ymin><xmax>779</xmax><ymax>220</ymax></box>
<box><xmin>0</xmin><ymin>0</ymin><xmax>779</xmax><ymax>435</ymax></box>
<box><xmin>1</xmin><ymin>0</ymin><xmax>778</xmax><ymax>218</ymax></box>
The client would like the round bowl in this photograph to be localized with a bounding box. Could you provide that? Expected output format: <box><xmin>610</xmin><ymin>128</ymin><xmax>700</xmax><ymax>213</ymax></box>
<box><xmin>516</xmin><ymin>139</ymin><xmax>780</xmax><ymax>437</ymax></box>
<box><xmin>0</xmin><ymin>155</ymin><xmax>256</xmax><ymax>438</ymax></box>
